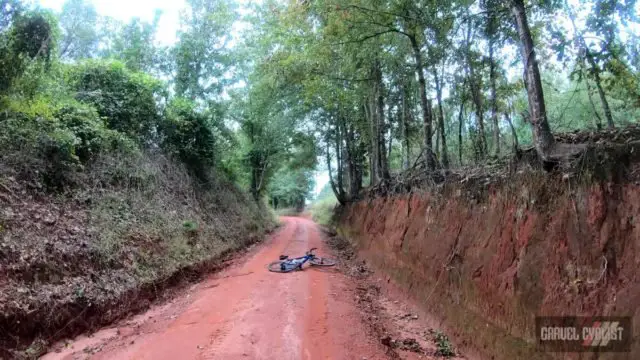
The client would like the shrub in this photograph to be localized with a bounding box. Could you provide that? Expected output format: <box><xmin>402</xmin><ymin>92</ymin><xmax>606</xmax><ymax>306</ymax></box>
<box><xmin>0</xmin><ymin>96</ymin><xmax>138</xmax><ymax>189</ymax></box>
<box><xmin>161</xmin><ymin>98</ymin><xmax>216</xmax><ymax>180</ymax></box>
<box><xmin>67</xmin><ymin>60</ymin><xmax>163</xmax><ymax>142</ymax></box>
<box><xmin>55</xmin><ymin>102</ymin><xmax>129</xmax><ymax>162</ymax></box>
<box><xmin>430</xmin><ymin>329</ymin><xmax>455</xmax><ymax>357</ymax></box>
<box><xmin>182</xmin><ymin>220</ymin><xmax>199</xmax><ymax>233</ymax></box>
<box><xmin>0</xmin><ymin>111</ymin><xmax>79</xmax><ymax>189</ymax></box>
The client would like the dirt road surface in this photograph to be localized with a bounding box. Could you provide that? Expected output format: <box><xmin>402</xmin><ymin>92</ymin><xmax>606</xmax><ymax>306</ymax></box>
<box><xmin>43</xmin><ymin>217</ymin><xmax>391</xmax><ymax>360</ymax></box>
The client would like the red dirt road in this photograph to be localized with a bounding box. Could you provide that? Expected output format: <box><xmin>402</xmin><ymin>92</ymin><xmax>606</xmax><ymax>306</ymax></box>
<box><xmin>43</xmin><ymin>217</ymin><xmax>389</xmax><ymax>360</ymax></box>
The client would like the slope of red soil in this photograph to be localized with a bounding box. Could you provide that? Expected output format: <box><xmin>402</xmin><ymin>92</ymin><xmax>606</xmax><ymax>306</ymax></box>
<box><xmin>338</xmin><ymin>175</ymin><xmax>640</xmax><ymax>360</ymax></box>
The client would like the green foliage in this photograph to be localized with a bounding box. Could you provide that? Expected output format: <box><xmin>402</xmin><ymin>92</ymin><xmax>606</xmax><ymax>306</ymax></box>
<box><xmin>68</xmin><ymin>60</ymin><xmax>163</xmax><ymax>142</ymax></box>
<box><xmin>430</xmin><ymin>329</ymin><xmax>455</xmax><ymax>357</ymax></box>
<box><xmin>173</xmin><ymin>0</ymin><xmax>237</xmax><ymax>99</ymax></box>
<box><xmin>0</xmin><ymin>9</ymin><xmax>58</xmax><ymax>94</ymax></box>
<box><xmin>0</xmin><ymin>0</ymin><xmax>637</xmax><ymax>204</ymax></box>
<box><xmin>267</xmin><ymin>167</ymin><xmax>314</xmax><ymax>210</ymax></box>
<box><xmin>161</xmin><ymin>98</ymin><xmax>216</xmax><ymax>179</ymax></box>
<box><xmin>10</xmin><ymin>9</ymin><xmax>58</xmax><ymax>61</ymax></box>
<box><xmin>182</xmin><ymin>220</ymin><xmax>199</xmax><ymax>237</ymax></box>
<box><xmin>55</xmin><ymin>102</ymin><xmax>136</xmax><ymax>162</ymax></box>
<box><xmin>309</xmin><ymin>185</ymin><xmax>337</xmax><ymax>226</ymax></box>
<box><xmin>103</xmin><ymin>13</ymin><xmax>161</xmax><ymax>72</ymax></box>
<box><xmin>0</xmin><ymin>96</ymin><xmax>137</xmax><ymax>189</ymax></box>
<box><xmin>58</xmin><ymin>0</ymin><xmax>100</xmax><ymax>60</ymax></box>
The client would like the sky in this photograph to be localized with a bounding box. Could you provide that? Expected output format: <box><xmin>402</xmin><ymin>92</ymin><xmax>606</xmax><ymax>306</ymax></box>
<box><xmin>38</xmin><ymin>0</ymin><xmax>185</xmax><ymax>45</ymax></box>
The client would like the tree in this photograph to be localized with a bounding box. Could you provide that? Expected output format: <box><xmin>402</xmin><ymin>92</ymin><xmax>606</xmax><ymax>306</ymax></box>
<box><xmin>103</xmin><ymin>13</ymin><xmax>161</xmax><ymax>72</ymax></box>
<box><xmin>509</xmin><ymin>0</ymin><xmax>556</xmax><ymax>160</ymax></box>
<box><xmin>268</xmin><ymin>167</ymin><xmax>315</xmax><ymax>210</ymax></box>
<box><xmin>463</xmin><ymin>14</ymin><xmax>487</xmax><ymax>160</ymax></box>
<box><xmin>173</xmin><ymin>0</ymin><xmax>236</xmax><ymax>100</ymax></box>
<box><xmin>483</xmin><ymin>0</ymin><xmax>503</xmax><ymax>156</ymax></box>
<box><xmin>0</xmin><ymin>9</ymin><xmax>56</xmax><ymax>94</ymax></box>
<box><xmin>58</xmin><ymin>0</ymin><xmax>100</xmax><ymax>60</ymax></box>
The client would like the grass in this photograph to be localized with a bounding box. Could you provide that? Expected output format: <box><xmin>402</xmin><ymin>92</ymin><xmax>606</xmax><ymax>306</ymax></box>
<box><xmin>309</xmin><ymin>193</ymin><xmax>338</xmax><ymax>226</ymax></box>
<box><xmin>430</xmin><ymin>329</ymin><xmax>456</xmax><ymax>357</ymax></box>
<box><xmin>87</xmin><ymin>153</ymin><xmax>275</xmax><ymax>279</ymax></box>
<box><xmin>274</xmin><ymin>207</ymin><xmax>301</xmax><ymax>216</ymax></box>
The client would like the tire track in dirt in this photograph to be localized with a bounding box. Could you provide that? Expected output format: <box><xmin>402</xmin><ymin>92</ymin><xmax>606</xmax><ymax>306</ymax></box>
<box><xmin>42</xmin><ymin>217</ymin><xmax>390</xmax><ymax>360</ymax></box>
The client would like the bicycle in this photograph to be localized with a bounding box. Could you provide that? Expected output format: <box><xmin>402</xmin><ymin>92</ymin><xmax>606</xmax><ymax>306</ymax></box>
<box><xmin>267</xmin><ymin>247</ymin><xmax>336</xmax><ymax>273</ymax></box>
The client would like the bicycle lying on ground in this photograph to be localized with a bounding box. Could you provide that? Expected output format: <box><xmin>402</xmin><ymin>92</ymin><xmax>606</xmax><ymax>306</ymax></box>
<box><xmin>267</xmin><ymin>247</ymin><xmax>336</xmax><ymax>273</ymax></box>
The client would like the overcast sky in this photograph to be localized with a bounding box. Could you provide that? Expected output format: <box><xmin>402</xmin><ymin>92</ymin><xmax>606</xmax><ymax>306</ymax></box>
<box><xmin>38</xmin><ymin>0</ymin><xmax>185</xmax><ymax>45</ymax></box>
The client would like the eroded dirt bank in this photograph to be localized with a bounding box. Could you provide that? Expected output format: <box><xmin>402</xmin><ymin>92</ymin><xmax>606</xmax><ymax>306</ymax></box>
<box><xmin>337</xmin><ymin>172</ymin><xmax>640</xmax><ymax>360</ymax></box>
<box><xmin>0</xmin><ymin>159</ymin><xmax>275</xmax><ymax>358</ymax></box>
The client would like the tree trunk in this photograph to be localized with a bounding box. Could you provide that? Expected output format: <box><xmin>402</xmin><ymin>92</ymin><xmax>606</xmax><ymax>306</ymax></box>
<box><xmin>343</xmin><ymin>119</ymin><xmax>361</xmax><ymax>199</ymax></box>
<box><xmin>464</xmin><ymin>18</ymin><xmax>487</xmax><ymax>159</ymax></box>
<box><xmin>504</xmin><ymin>110</ymin><xmax>519</xmax><ymax>151</ymax></box>
<box><xmin>387</xmin><ymin>97</ymin><xmax>393</xmax><ymax>164</ymax></box>
<box><xmin>489</xmin><ymin>39</ymin><xmax>500</xmax><ymax>156</ymax></box>
<box><xmin>590</xmin><ymin>63</ymin><xmax>614</xmax><ymax>128</ymax></box>
<box><xmin>434</xmin><ymin>120</ymin><xmax>440</xmax><ymax>160</ymax></box>
<box><xmin>375</xmin><ymin>61</ymin><xmax>391</xmax><ymax>180</ymax></box>
<box><xmin>365</xmin><ymin>101</ymin><xmax>379</xmax><ymax>186</ymax></box>
<box><xmin>409</xmin><ymin>34</ymin><xmax>436</xmax><ymax>170</ymax></box>
<box><xmin>510</xmin><ymin>0</ymin><xmax>555</xmax><ymax>160</ymax></box>
<box><xmin>326</xmin><ymin>141</ymin><xmax>346</xmax><ymax>205</ymax></box>
<box><xmin>434</xmin><ymin>68</ymin><xmax>449</xmax><ymax>168</ymax></box>
<box><xmin>568</xmin><ymin>10</ymin><xmax>614</xmax><ymax>129</ymax></box>
<box><xmin>335</xmin><ymin>118</ymin><xmax>344</xmax><ymax>194</ymax></box>
<box><xmin>401</xmin><ymin>84</ymin><xmax>411</xmax><ymax>169</ymax></box>
<box><xmin>457</xmin><ymin>80</ymin><xmax>467</xmax><ymax>166</ymax></box>
<box><xmin>585</xmin><ymin>78</ymin><xmax>604</xmax><ymax>129</ymax></box>
<box><xmin>457</xmin><ymin>101</ymin><xmax>465</xmax><ymax>166</ymax></box>
<box><xmin>247</xmin><ymin>122</ymin><xmax>260</xmax><ymax>202</ymax></box>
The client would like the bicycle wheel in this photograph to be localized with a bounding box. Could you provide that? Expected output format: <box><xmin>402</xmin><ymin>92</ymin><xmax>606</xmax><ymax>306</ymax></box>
<box><xmin>309</xmin><ymin>257</ymin><xmax>336</xmax><ymax>266</ymax></box>
<box><xmin>268</xmin><ymin>260</ymin><xmax>297</xmax><ymax>273</ymax></box>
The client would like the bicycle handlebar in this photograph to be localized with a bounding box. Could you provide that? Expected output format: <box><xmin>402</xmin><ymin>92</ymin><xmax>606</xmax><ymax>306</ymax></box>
<box><xmin>306</xmin><ymin>247</ymin><xmax>318</xmax><ymax>255</ymax></box>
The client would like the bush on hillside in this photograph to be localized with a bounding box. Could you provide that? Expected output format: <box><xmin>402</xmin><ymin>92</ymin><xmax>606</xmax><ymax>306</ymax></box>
<box><xmin>0</xmin><ymin>97</ymin><xmax>137</xmax><ymax>189</ymax></box>
<box><xmin>161</xmin><ymin>98</ymin><xmax>216</xmax><ymax>180</ymax></box>
<box><xmin>67</xmin><ymin>60</ymin><xmax>163</xmax><ymax>143</ymax></box>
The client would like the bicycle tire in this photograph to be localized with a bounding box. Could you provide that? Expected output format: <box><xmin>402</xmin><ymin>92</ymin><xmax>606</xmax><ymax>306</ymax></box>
<box><xmin>309</xmin><ymin>257</ymin><xmax>336</xmax><ymax>266</ymax></box>
<box><xmin>267</xmin><ymin>260</ymin><xmax>297</xmax><ymax>273</ymax></box>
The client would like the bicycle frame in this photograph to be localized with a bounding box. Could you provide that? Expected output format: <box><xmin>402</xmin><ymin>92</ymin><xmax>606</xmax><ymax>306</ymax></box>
<box><xmin>280</xmin><ymin>248</ymin><xmax>317</xmax><ymax>271</ymax></box>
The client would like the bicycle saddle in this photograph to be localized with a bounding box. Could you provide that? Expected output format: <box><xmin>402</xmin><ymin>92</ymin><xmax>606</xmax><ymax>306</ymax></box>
<box><xmin>279</xmin><ymin>255</ymin><xmax>288</xmax><ymax>260</ymax></box>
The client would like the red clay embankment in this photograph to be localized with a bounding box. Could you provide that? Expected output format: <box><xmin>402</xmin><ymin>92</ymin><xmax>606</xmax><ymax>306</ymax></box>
<box><xmin>337</xmin><ymin>171</ymin><xmax>640</xmax><ymax>359</ymax></box>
